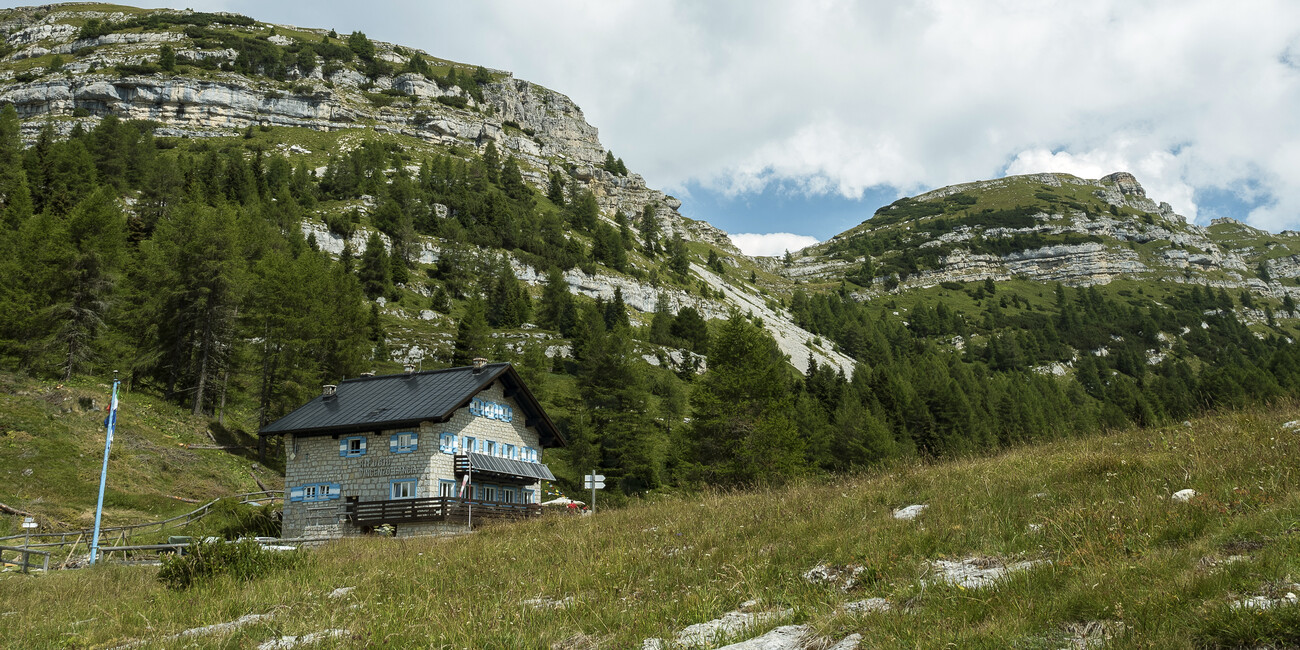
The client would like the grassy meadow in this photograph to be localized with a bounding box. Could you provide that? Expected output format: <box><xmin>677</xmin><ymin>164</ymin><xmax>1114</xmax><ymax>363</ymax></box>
<box><xmin>4</xmin><ymin>404</ymin><xmax>1300</xmax><ymax>648</ymax></box>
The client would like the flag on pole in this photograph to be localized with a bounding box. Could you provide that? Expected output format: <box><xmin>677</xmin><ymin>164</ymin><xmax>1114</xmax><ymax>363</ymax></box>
<box><xmin>459</xmin><ymin>473</ymin><xmax>470</xmax><ymax>498</ymax></box>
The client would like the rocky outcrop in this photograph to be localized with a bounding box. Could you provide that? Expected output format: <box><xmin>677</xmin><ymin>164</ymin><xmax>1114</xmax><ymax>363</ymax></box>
<box><xmin>797</xmin><ymin>172</ymin><xmax>1300</xmax><ymax>300</ymax></box>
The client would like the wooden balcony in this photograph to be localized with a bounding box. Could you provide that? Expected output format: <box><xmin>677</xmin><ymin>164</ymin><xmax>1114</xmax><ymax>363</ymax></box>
<box><xmin>345</xmin><ymin>496</ymin><xmax>541</xmax><ymax>527</ymax></box>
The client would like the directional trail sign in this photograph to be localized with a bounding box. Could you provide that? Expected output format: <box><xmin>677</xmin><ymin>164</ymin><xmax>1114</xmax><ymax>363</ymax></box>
<box><xmin>584</xmin><ymin>471</ymin><xmax>605</xmax><ymax>514</ymax></box>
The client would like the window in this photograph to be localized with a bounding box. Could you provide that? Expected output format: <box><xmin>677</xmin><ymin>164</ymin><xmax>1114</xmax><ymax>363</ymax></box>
<box><xmin>505</xmin><ymin>444</ymin><xmax>516</xmax><ymax>460</ymax></box>
<box><xmin>439</xmin><ymin>479</ymin><xmax>457</xmax><ymax>497</ymax></box>
<box><xmin>463</xmin><ymin>436</ymin><xmax>477</xmax><ymax>454</ymax></box>
<box><xmin>390</xmin><ymin>431</ymin><xmax>418</xmax><ymax>454</ymax></box>
<box><xmin>439</xmin><ymin>432</ymin><xmax>457</xmax><ymax>454</ymax></box>
<box><xmin>290</xmin><ymin>483</ymin><xmax>341</xmax><ymax>502</ymax></box>
<box><xmin>485</xmin><ymin>440</ymin><xmax>497</xmax><ymax>456</ymax></box>
<box><xmin>339</xmin><ymin>436</ymin><xmax>367</xmax><ymax>457</ymax></box>
<box><xmin>502</xmin><ymin>488</ymin><xmax>515</xmax><ymax>504</ymax></box>
<box><xmin>390</xmin><ymin>479</ymin><xmax>417</xmax><ymax>499</ymax></box>
<box><xmin>481</xmin><ymin>485</ymin><xmax>497</xmax><ymax>502</ymax></box>
<box><xmin>524</xmin><ymin>489</ymin><xmax>535</xmax><ymax>504</ymax></box>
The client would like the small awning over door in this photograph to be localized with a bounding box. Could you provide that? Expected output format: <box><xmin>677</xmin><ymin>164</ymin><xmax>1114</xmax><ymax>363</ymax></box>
<box><xmin>467</xmin><ymin>452</ymin><xmax>556</xmax><ymax>482</ymax></box>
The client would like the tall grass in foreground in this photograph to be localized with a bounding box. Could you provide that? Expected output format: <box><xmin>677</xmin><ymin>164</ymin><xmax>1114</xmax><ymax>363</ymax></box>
<box><xmin>4</xmin><ymin>404</ymin><xmax>1300</xmax><ymax>648</ymax></box>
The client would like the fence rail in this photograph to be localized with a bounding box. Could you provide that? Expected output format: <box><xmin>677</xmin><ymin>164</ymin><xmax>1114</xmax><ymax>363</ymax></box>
<box><xmin>0</xmin><ymin>491</ymin><xmax>283</xmax><ymax>554</ymax></box>
<box><xmin>347</xmin><ymin>497</ymin><xmax>540</xmax><ymax>527</ymax></box>
<box><xmin>0</xmin><ymin>545</ymin><xmax>50</xmax><ymax>573</ymax></box>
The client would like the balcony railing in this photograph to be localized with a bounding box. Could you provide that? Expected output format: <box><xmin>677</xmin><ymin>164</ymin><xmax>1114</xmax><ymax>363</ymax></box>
<box><xmin>345</xmin><ymin>496</ymin><xmax>541</xmax><ymax>527</ymax></box>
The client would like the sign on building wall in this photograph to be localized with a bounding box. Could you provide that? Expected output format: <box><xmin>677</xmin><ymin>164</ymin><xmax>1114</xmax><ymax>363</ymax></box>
<box><xmin>470</xmin><ymin>397</ymin><xmax>513</xmax><ymax>423</ymax></box>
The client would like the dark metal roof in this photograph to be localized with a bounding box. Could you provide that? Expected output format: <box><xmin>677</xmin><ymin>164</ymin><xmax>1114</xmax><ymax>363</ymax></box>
<box><xmin>259</xmin><ymin>363</ymin><xmax>565</xmax><ymax>448</ymax></box>
<box><xmin>467</xmin><ymin>452</ymin><xmax>556</xmax><ymax>482</ymax></box>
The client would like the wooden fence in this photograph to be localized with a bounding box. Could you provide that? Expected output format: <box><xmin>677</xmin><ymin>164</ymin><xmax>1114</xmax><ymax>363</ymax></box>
<box><xmin>0</xmin><ymin>490</ymin><xmax>283</xmax><ymax>557</ymax></box>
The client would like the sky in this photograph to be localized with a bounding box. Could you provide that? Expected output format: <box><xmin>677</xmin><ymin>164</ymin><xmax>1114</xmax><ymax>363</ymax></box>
<box><xmin>69</xmin><ymin>0</ymin><xmax>1300</xmax><ymax>256</ymax></box>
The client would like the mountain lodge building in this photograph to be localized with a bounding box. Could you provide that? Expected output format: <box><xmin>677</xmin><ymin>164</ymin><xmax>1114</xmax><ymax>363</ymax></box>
<box><xmin>259</xmin><ymin>360</ymin><xmax>565</xmax><ymax>539</ymax></box>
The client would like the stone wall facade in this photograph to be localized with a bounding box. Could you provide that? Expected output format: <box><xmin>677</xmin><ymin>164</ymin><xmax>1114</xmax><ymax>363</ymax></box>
<box><xmin>281</xmin><ymin>381</ymin><xmax>545</xmax><ymax>539</ymax></box>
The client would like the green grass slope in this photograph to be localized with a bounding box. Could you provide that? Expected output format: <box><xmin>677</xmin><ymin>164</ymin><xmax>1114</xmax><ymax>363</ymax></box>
<box><xmin>5</xmin><ymin>404</ymin><xmax>1300</xmax><ymax>648</ymax></box>
<box><xmin>0</xmin><ymin>372</ymin><xmax>281</xmax><ymax>538</ymax></box>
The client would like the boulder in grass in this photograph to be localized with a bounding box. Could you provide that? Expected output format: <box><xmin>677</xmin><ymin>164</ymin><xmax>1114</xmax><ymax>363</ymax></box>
<box><xmin>893</xmin><ymin>504</ymin><xmax>928</xmax><ymax>520</ymax></box>
<box><xmin>1171</xmin><ymin>489</ymin><xmax>1197</xmax><ymax>502</ymax></box>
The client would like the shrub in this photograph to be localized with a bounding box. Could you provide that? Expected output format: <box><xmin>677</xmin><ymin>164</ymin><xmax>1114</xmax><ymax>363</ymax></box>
<box><xmin>436</xmin><ymin>95</ymin><xmax>468</xmax><ymax>109</ymax></box>
<box><xmin>205</xmin><ymin>497</ymin><xmax>282</xmax><ymax>539</ymax></box>
<box><xmin>157</xmin><ymin>539</ymin><xmax>301</xmax><ymax>590</ymax></box>
<box><xmin>364</xmin><ymin>92</ymin><xmax>397</xmax><ymax>108</ymax></box>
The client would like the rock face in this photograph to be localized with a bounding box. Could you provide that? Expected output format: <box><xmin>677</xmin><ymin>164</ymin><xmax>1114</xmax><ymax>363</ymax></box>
<box><xmin>796</xmin><ymin>172</ymin><xmax>1300</xmax><ymax>301</ymax></box>
<box><xmin>0</xmin><ymin>5</ymin><xmax>719</xmax><ymax>256</ymax></box>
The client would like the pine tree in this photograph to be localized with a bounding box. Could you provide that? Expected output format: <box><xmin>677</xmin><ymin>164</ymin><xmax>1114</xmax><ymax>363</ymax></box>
<box><xmin>451</xmin><ymin>297</ymin><xmax>491</xmax><ymax>366</ymax></box>
<box><xmin>48</xmin><ymin>187</ymin><xmax>128</xmax><ymax>379</ymax></box>
<box><xmin>649</xmin><ymin>294</ymin><xmax>674</xmax><ymax>345</ymax></box>
<box><xmin>547</xmin><ymin>168</ymin><xmax>566</xmax><ymax>206</ymax></box>
<box><xmin>482</xmin><ymin>141</ymin><xmax>500</xmax><ymax>185</ymax></box>
<box><xmin>358</xmin><ymin>232</ymin><xmax>391</xmax><ymax>299</ymax></box>
<box><xmin>688</xmin><ymin>313</ymin><xmax>803</xmax><ymax>484</ymax></box>
<box><xmin>640</xmin><ymin>204</ymin><xmax>659</xmax><ymax>256</ymax></box>
<box><xmin>538</xmin><ymin>267</ymin><xmax>577</xmax><ymax>336</ymax></box>
<box><xmin>667</xmin><ymin>234</ymin><xmax>690</xmax><ymax>278</ymax></box>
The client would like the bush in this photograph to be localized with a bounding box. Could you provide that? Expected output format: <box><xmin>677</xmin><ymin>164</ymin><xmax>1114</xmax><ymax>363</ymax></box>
<box><xmin>204</xmin><ymin>497</ymin><xmax>282</xmax><ymax>539</ymax></box>
<box><xmin>157</xmin><ymin>539</ymin><xmax>301</xmax><ymax>590</ymax></box>
<box><xmin>364</xmin><ymin>91</ymin><xmax>397</xmax><ymax>108</ymax></box>
<box><xmin>436</xmin><ymin>95</ymin><xmax>468</xmax><ymax>109</ymax></box>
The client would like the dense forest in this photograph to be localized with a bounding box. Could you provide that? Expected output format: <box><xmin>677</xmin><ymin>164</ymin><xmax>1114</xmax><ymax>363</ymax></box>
<box><xmin>3</xmin><ymin>105</ymin><xmax>1299</xmax><ymax>499</ymax></box>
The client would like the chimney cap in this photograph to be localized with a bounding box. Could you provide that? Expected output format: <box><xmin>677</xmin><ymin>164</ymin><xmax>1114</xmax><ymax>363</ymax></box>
<box><xmin>322</xmin><ymin>384</ymin><xmax>337</xmax><ymax>397</ymax></box>
<box><xmin>359</xmin><ymin>371</ymin><xmax>375</xmax><ymax>377</ymax></box>
<box><xmin>472</xmin><ymin>357</ymin><xmax>488</xmax><ymax>371</ymax></box>
<box><xmin>403</xmin><ymin>363</ymin><xmax>415</xmax><ymax>375</ymax></box>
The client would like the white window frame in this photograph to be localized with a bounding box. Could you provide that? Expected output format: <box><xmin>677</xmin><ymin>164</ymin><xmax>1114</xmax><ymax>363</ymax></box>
<box><xmin>392</xmin><ymin>431</ymin><xmax>417</xmax><ymax>454</ymax></box>
<box><xmin>390</xmin><ymin>479</ymin><xmax>417</xmax><ymax>500</ymax></box>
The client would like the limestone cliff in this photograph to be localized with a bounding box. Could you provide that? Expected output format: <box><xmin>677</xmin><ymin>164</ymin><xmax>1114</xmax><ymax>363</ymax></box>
<box><xmin>791</xmin><ymin>172</ymin><xmax>1300</xmax><ymax>301</ymax></box>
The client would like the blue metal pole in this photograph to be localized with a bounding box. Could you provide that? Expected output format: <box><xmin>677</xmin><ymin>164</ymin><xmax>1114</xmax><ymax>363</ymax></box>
<box><xmin>90</xmin><ymin>375</ymin><xmax>120</xmax><ymax>565</ymax></box>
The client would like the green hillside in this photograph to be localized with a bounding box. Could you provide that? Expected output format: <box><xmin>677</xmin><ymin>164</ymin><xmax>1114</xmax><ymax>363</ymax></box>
<box><xmin>4</xmin><ymin>405</ymin><xmax>1300</xmax><ymax>648</ymax></box>
<box><xmin>0</xmin><ymin>371</ymin><xmax>278</xmax><ymax>538</ymax></box>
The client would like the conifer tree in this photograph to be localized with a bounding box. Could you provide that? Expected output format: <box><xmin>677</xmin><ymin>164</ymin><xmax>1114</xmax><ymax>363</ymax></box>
<box><xmin>357</xmin><ymin>232</ymin><xmax>391</xmax><ymax>299</ymax></box>
<box><xmin>49</xmin><ymin>187</ymin><xmax>128</xmax><ymax>379</ymax></box>
<box><xmin>689</xmin><ymin>312</ymin><xmax>802</xmax><ymax>484</ymax></box>
<box><xmin>640</xmin><ymin>204</ymin><xmax>659</xmax><ymax>256</ymax></box>
<box><xmin>452</xmin><ymin>297</ymin><xmax>491</xmax><ymax>366</ymax></box>
<box><xmin>538</xmin><ymin>267</ymin><xmax>577</xmax><ymax>336</ymax></box>
<box><xmin>547</xmin><ymin>168</ymin><xmax>566</xmax><ymax>206</ymax></box>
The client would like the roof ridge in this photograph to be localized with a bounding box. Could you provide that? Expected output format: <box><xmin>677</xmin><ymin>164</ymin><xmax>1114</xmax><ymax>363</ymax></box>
<box><xmin>339</xmin><ymin>362</ymin><xmax>509</xmax><ymax>384</ymax></box>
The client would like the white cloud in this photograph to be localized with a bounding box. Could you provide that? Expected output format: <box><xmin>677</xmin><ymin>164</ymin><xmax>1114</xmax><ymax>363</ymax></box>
<box><xmin>192</xmin><ymin>0</ymin><xmax>1300</xmax><ymax>233</ymax></box>
<box><xmin>730</xmin><ymin>232</ymin><xmax>819</xmax><ymax>257</ymax></box>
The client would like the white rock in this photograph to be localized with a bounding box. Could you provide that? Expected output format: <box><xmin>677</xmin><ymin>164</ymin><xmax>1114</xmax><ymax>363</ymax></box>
<box><xmin>928</xmin><ymin>557</ymin><xmax>1047</xmax><ymax>589</ymax></box>
<box><xmin>1282</xmin><ymin>420</ymin><xmax>1300</xmax><ymax>430</ymax></box>
<box><xmin>257</xmin><ymin>629</ymin><xmax>347</xmax><ymax>650</ymax></box>
<box><xmin>713</xmin><ymin>625</ymin><xmax>811</xmax><ymax>650</ymax></box>
<box><xmin>521</xmin><ymin>596</ymin><xmax>573</xmax><ymax>610</ymax></box>
<box><xmin>327</xmin><ymin>587</ymin><xmax>354</xmax><ymax>599</ymax></box>
<box><xmin>841</xmin><ymin>598</ymin><xmax>891</xmax><ymax>613</ymax></box>
<box><xmin>893</xmin><ymin>504</ymin><xmax>928</xmax><ymax>520</ymax></box>
<box><xmin>1171</xmin><ymin>489</ymin><xmax>1197</xmax><ymax>502</ymax></box>
<box><xmin>674</xmin><ymin>606</ymin><xmax>793</xmax><ymax>648</ymax></box>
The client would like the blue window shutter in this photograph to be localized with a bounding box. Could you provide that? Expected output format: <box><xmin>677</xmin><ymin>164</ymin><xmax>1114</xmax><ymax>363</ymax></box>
<box><xmin>410</xmin><ymin>432</ymin><xmax>419</xmax><ymax>450</ymax></box>
<box><xmin>390</xmin><ymin>434</ymin><xmax>398</xmax><ymax>453</ymax></box>
<box><xmin>358</xmin><ymin>437</ymin><xmax>367</xmax><ymax>453</ymax></box>
<box><xmin>328</xmin><ymin>483</ymin><xmax>341</xmax><ymax>499</ymax></box>
<box><xmin>339</xmin><ymin>439</ymin><xmax>347</xmax><ymax>456</ymax></box>
<box><xmin>289</xmin><ymin>487</ymin><xmax>305</xmax><ymax>502</ymax></box>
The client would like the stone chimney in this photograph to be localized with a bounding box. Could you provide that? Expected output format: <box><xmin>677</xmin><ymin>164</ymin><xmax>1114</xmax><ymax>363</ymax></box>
<box><xmin>322</xmin><ymin>384</ymin><xmax>337</xmax><ymax>398</ymax></box>
<box><xmin>472</xmin><ymin>357</ymin><xmax>488</xmax><ymax>372</ymax></box>
<box><xmin>404</xmin><ymin>363</ymin><xmax>415</xmax><ymax>375</ymax></box>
